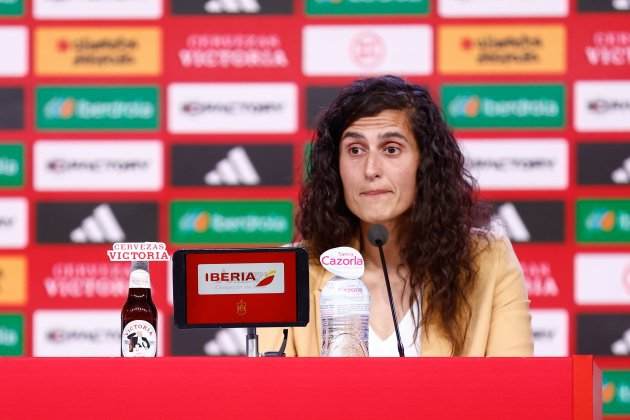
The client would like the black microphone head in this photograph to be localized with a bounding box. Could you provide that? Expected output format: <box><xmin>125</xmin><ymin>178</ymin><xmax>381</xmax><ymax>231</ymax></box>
<box><xmin>367</xmin><ymin>224</ymin><xmax>388</xmax><ymax>247</ymax></box>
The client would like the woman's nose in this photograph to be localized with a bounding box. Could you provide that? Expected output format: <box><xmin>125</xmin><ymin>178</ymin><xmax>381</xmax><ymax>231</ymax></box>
<box><xmin>364</xmin><ymin>151</ymin><xmax>382</xmax><ymax>180</ymax></box>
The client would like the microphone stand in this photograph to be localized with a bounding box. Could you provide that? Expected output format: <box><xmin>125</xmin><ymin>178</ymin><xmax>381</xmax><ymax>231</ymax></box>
<box><xmin>375</xmin><ymin>241</ymin><xmax>405</xmax><ymax>357</ymax></box>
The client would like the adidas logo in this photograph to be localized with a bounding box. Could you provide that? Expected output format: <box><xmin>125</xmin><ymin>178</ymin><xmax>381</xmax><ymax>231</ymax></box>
<box><xmin>491</xmin><ymin>203</ymin><xmax>531</xmax><ymax>242</ymax></box>
<box><xmin>69</xmin><ymin>204</ymin><xmax>125</xmax><ymax>243</ymax></box>
<box><xmin>204</xmin><ymin>0</ymin><xmax>260</xmax><ymax>13</ymax></box>
<box><xmin>611</xmin><ymin>329</ymin><xmax>630</xmax><ymax>355</ymax></box>
<box><xmin>205</xmin><ymin>147</ymin><xmax>261</xmax><ymax>185</ymax></box>
<box><xmin>204</xmin><ymin>328</ymin><xmax>246</xmax><ymax>355</ymax></box>
<box><xmin>611</xmin><ymin>157</ymin><xmax>630</xmax><ymax>184</ymax></box>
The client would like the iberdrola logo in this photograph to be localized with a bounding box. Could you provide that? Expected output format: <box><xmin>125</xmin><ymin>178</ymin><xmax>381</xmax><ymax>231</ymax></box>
<box><xmin>448</xmin><ymin>95</ymin><xmax>481</xmax><ymax>118</ymax></box>
<box><xmin>43</xmin><ymin>97</ymin><xmax>76</xmax><ymax>119</ymax></box>
<box><xmin>586</xmin><ymin>210</ymin><xmax>616</xmax><ymax>232</ymax></box>
<box><xmin>179</xmin><ymin>211</ymin><xmax>211</xmax><ymax>233</ymax></box>
<box><xmin>603</xmin><ymin>381</ymin><xmax>616</xmax><ymax>404</ymax></box>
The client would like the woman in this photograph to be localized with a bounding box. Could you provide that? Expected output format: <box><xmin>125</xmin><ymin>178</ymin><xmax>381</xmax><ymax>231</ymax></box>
<box><xmin>259</xmin><ymin>75</ymin><xmax>533</xmax><ymax>356</ymax></box>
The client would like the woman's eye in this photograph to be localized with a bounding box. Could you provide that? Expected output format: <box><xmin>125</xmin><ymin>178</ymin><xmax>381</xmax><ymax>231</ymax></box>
<box><xmin>349</xmin><ymin>146</ymin><xmax>362</xmax><ymax>155</ymax></box>
<box><xmin>384</xmin><ymin>146</ymin><xmax>400</xmax><ymax>154</ymax></box>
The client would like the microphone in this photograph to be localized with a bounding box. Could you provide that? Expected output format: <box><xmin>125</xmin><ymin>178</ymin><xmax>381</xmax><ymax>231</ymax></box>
<box><xmin>367</xmin><ymin>224</ymin><xmax>405</xmax><ymax>357</ymax></box>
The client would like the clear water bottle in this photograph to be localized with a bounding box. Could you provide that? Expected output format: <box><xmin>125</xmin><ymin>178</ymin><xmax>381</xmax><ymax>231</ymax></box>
<box><xmin>320</xmin><ymin>275</ymin><xmax>370</xmax><ymax>356</ymax></box>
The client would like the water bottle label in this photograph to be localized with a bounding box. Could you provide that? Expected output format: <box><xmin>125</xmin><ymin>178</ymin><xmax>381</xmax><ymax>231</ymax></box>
<box><xmin>122</xmin><ymin>320</ymin><xmax>157</xmax><ymax>357</ymax></box>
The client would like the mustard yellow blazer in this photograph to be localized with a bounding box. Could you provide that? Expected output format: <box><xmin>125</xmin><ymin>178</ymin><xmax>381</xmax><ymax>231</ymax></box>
<box><xmin>259</xmin><ymin>233</ymin><xmax>534</xmax><ymax>357</ymax></box>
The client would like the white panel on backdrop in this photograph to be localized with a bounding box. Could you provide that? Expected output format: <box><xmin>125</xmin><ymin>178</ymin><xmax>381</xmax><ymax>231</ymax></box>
<box><xmin>0</xmin><ymin>27</ymin><xmax>28</xmax><ymax>77</ymax></box>
<box><xmin>531</xmin><ymin>309</ymin><xmax>568</xmax><ymax>357</ymax></box>
<box><xmin>33</xmin><ymin>309</ymin><xmax>164</xmax><ymax>356</ymax></box>
<box><xmin>575</xmin><ymin>81</ymin><xmax>630</xmax><ymax>132</ymax></box>
<box><xmin>438</xmin><ymin>0</ymin><xmax>568</xmax><ymax>17</ymax></box>
<box><xmin>459</xmin><ymin>139</ymin><xmax>568</xmax><ymax>190</ymax></box>
<box><xmin>0</xmin><ymin>198</ymin><xmax>28</xmax><ymax>249</ymax></box>
<box><xmin>168</xmin><ymin>83</ymin><xmax>297</xmax><ymax>134</ymax></box>
<box><xmin>575</xmin><ymin>253</ymin><xmax>630</xmax><ymax>305</ymax></box>
<box><xmin>34</xmin><ymin>140</ymin><xmax>163</xmax><ymax>191</ymax></box>
<box><xmin>33</xmin><ymin>0</ymin><xmax>162</xmax><ymax>19</ymax></box>
<box><xmin>303</xmin><ymin>25</ymin><xmax>432</xmax><ymax>76</ymax></box>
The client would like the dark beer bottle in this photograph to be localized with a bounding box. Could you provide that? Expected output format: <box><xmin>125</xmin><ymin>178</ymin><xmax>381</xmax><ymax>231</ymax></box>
<box><xmin>121</xmin><ymin>261</ymin><xmax>158</xmax><ymax>357</ymax></box>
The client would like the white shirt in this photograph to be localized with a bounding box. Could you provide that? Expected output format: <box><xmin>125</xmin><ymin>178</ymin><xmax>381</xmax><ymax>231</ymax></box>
<box><xmin>368</xmin><ymin>301</ymin><xmax>421</xmax><ymax>357</ymax></box>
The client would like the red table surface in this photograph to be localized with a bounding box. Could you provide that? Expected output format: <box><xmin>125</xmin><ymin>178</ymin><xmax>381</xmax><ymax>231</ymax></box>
<box><xmin>0</xmin><ymin>356</ymin><xmax>599</xmax><ymax>420</ymax></box>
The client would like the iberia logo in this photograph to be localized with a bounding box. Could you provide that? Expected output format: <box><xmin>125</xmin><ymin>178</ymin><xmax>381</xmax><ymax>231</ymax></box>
<box><xmin>204</xmin><ymin>269</ymin><xmax>276</xmax><ymax>287</ymax></box>
<box><xmin>256</xmin><ymin>269</ymin><xmax>276</xmax><ymax>287</ymax></box>
<box><xmin>448</xmin><ymin>95</ymin><xmax>481</xmax><ymax>118</ymax></box>
<box><xmin>197</xmin><ymin>262</ymin><xmax>285</xmax><ymax>295</ymax></box>
<box><xmin>586</xmin><ymin>210</ymin><xmax>617</xmax><ymax>232</ymax></box>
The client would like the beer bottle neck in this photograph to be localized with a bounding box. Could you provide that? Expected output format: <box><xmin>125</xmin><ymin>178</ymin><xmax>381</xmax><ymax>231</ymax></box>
<box><xmin>128</xmin><ymin>269</ymin><xmax>151</xmax><ymax>289</ymax></box>
<box><xmin>127</xmin><ymin>288</ymin><xmax>152</xmax><ymax>299</ymax></box>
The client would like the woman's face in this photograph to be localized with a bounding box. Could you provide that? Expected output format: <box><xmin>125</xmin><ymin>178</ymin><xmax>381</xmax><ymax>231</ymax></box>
<box><xmin>339</xmin><ymin>109</ymin><xmax>420</xmax><ymax>227</ymax></box>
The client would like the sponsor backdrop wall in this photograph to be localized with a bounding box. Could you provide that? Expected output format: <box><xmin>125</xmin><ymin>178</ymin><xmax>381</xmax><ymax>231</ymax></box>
<box><xmin>0</xmin><ymin>0</ymin><xmax>629</xmax><ymax>414</ymax></box>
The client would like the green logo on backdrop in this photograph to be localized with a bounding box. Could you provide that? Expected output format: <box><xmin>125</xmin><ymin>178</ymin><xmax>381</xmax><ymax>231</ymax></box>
<box><xmin>441</xmin><ymin>84</ymin><xmax>565</xmax><ymax>129</ymax></box>
<box><xmin>0</xmin><ymin>0</ymin><xmax>23</xmax><ymax>16</ymax></box>
<box><xmin>306</xmin><ymin>0</ymin><xmax>429</xmax><ymax>15</ymax></box>
<box><xmin>36</xmin><ymin>86</ymin><xmax>159</xmax><ymax>131</ymax></box>
<box><xmin>0</xmin><ymin>314</ymin><xmax>23</xmax><ymax>356</ymax></box>
<box><xmin>577</xmin><ymin>199</ymin><xmax>630</xmax><ymax>243</ymax></box>
<box><xmin>171</xmin><ymin>200</ymin><xmax>293</xmax><ymax>244</ymax></box>
<box><xmin>0</xmin><ymin>144</ymin><xmax>23</xmax><ymax>187</ymax></box>
<box><xmin>604</xmin><ymin>371</ymin><xmax>630</xmax><ymax>415</ymax></box>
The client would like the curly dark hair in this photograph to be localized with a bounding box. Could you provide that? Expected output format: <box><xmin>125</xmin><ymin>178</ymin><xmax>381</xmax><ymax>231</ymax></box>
<box><xmin>298</xmin><ymin>75</ymin><xmax>490</xmax><ymax>355</ymax></box>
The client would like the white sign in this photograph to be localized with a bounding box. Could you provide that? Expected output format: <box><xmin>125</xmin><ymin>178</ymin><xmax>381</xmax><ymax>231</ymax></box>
<box><xmin>33</xmin><ymin>309</ymin><xmax>163</xmax><ymax>356</ymax></box>
<box><xmin>303</xmin><ymin>25</ymin><xmax>432</xmax><ymax>76</ymax></box>
<box><xmin>459</xmin><ymin>139</ymin><xmax>568</xmax><ymax>190</ymax></box>
<box><xmin>575</xmin><ymin>253</ymin><xmax>630</xmax><ymax>304</ymax></box>
<box><xmin>168</xmin><ymin>83</ymin><xmax>297</xmax><ymax>134</ymax></box>
<box><xmin>107</xmin><ymin>242</ymin><xmax>170</xmax><ymax>262</ymax></box>
<box><xmin>0</xmin><ymin>27</ymin><xmax>28</xmax><ymax>77</ymax></box>
<box><xmin>438</xmin><ymin>0</ymin><xmax>568</xmax><ymax>17</ymax></box>
<box><xmin>34</xmin><ymin>140</ymin><xmax>163</xmax><ymax>191</ymax></box>
<box><xmin>575</xmin><ymin>81</ymin><xmax>630</xmax><ymax>132</ymax></box>
<box><xmin>531</xmin><ymin>309</ymin><xmax>568</xmax><ymax>357</ymax></box>
<box><xmin>320</xmin><ymin>247</ymin><xmax>365</xmax><ymax>279</ymax></box>
<box><xmin>33</xmin><ymin>0</ymin><xmax>162</xmax><ymax>19</ymax></box>
<box><xmin>198</xmin><ymin>263</ymin><xmax>285</xmax><ymax>295</ymax></box>
<box><xmin>0</xmin><ymin>197</ymin><xmax>27</xmax><ymax>249</ymax></box>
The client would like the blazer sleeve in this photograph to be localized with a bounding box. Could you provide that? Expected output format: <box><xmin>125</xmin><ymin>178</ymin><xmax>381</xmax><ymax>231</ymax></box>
<box><xmin>485</xmin><ymin>236</ymin><xmax>534</xmax><ymax>356</ymax></box>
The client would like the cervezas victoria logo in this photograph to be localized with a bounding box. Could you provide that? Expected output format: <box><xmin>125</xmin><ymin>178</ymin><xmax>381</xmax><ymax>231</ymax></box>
<box><xmin>179</xmin><ymin>32</ymin><xmax>289</xmax><ymax>69</ymax></box>
<box><xmin>197</xmin><ymin>263</ymin><xmax>284</xmax><ymax>295</ymax></box>
<box><xmin>584</xmin><ymin>30</ymin><xmax>630</xmax><ymax>67</ymax></box>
